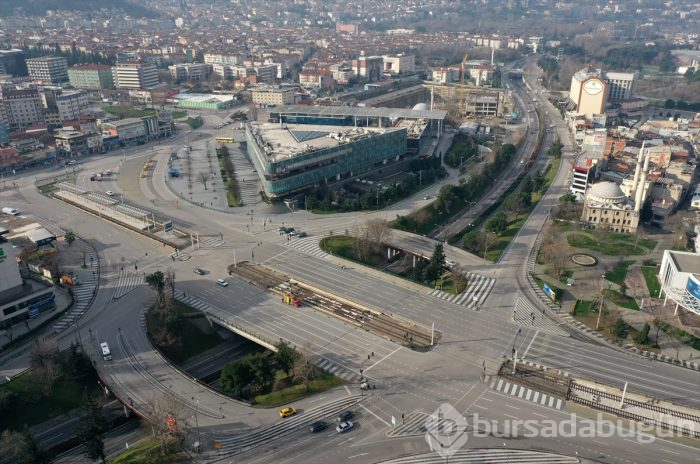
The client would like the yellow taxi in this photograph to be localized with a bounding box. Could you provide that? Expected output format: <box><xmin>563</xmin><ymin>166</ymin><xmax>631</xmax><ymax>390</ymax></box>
<box><xmin>279</xmin><ymin>406</ymin><xmax>297</xmax><ymax>418</ymax></box>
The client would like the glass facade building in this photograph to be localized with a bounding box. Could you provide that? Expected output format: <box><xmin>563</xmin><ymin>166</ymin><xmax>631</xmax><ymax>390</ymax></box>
<box><xmin>246</xmin><ymin>123</ymin><xmax>407</xmax><ymax>198</ymax></box>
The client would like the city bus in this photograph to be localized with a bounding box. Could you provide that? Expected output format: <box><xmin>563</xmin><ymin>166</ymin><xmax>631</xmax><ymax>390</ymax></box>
<box><xmin>216</xmin><ymin>137</ymin><xmax>235</xmax><ymax>144</ymax></box>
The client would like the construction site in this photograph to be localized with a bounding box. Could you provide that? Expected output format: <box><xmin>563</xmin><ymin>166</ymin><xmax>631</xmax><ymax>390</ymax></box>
<box><xmin>227</xmin><ymin>262</ymin><xmax>437</xmax><ymax>350</ymax></box>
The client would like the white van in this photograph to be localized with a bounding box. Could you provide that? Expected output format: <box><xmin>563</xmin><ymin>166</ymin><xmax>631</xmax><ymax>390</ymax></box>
<box><xmin>100</xmin><ymin>342</ymin><xmax>112</xmax><ymax>361</ymax></box>
<box><xmin>2</xmin><ymin>207</ymin><xmax>19</xmax><ymax>216</ymax></box>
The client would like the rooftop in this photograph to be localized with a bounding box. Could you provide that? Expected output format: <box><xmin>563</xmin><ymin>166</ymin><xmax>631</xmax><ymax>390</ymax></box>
<box><xmin>271</xmin><ymin>104</ymin><xmax>447</xmax><ymax>121</ymax></box>
<box><xmin>668</xmin><ymin>250</ymin><xmax>700</xmax><ymax>275</ymax></box>
<box><xmin>248</xmin><ymin>122</ymin><xmax>403</xmax><ymax>162</ymax></box>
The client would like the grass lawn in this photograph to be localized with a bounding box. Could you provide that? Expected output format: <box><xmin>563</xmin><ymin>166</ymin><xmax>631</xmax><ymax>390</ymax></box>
<box><xmin>253</xmin><ymin>373</ymin><xmax>345</xmax><ymax>408</ymax></box>
<box><xmin>102</xmin><ymin>105</ymin><xmax>156</xmax><ymax>119</ymax></box>
<box><xmin>226</xmin><ymin>191</ymin><xmax>242</xmax><ymax>207</ymax></box>
<box><xmin>146</xmin><ymin>300</ymin><xmax>224</xmax><ymax>365</ymax></box>
<box><xmin>603</xmin><ymin>289</ymin><xmax>640</xmax><ymax>310</ymax></box>
<box><xmin>484</xmin><ymin>216</ymin><xmax>526</xmax><ymax>262</ymax></box>
<box><xmin>0</xmin><ymin>372</ymin><xmax>100</xmax><ymax>431</ymax></box>
<box><xmin>640</xmin><ymin>266</ymin><xmax>661</xmax><ymax>297</ymax></box>
<box><xmin>572</xmin><ymin>300</ymin><xmax>596</xmax><ymax>317</ymax></box>
<box><xmin>606</xmin><ymin>260</ymin><xmax>633</xmax><ymax>286</ymax></box>
<box><xmin>110</xmin><ymin>438</ymin><xmax>190</xmax><ymax>464</ymax></box>
<box><xmin>171</xmin><ymin>110</ymin><xmax>188</xmax><ymax>119</ymax></box>
<box><xmin>320</xmin><ymin>236</ymin><xmax>385</xmax><ymax>266</ymax></box>
<box><xmin>567</xmin><ymin>233</ymin><xmax>648</xmax><ymax>256</ymax></box>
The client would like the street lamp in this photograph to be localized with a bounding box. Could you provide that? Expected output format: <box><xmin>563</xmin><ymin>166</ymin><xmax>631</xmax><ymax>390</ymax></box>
<box><xmin>191</xmin><ymin>397</ymin><xmax>201</xmax><ymax>453</ymax></box>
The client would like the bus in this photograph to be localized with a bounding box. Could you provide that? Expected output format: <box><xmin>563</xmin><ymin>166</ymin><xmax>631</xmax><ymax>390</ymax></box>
<box><xmin>216</xmin><ymin>137</ymin><xmax>235</xmax><ymax>144</ymax></box>
<box><xmin>100</xmin><ymin>342</ymin><xmax>112</xmax><ymax>361</ymax></box>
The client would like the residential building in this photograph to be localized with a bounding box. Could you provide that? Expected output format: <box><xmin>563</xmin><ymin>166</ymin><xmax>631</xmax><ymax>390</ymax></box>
<box><xmin>605</xmin><ymin>71</ymin><xmax>638</xmax><ymax>101</ymax></box>
<box><xmin>102</xmin><ymin>117</ymin><xmax>147</xmax><ymax>145</ymax></box>
<box><xmin>0</xmin><ymin>230</ymin><xmax>55</xmax><ymax>328</ymax></box>
<box><xmin>252</xmin><ymin>87</ymin><xmax>295</xmax><ymax>106</ymax></box>
<box><xmin>0</xmin><ymin>88</ymin><xmax>45</xmax><ymax>131</ymax></box>
<box><xmin>113</xmin><ymin>62</ymin><xmax>159</xmax><ymax>90</ymax></box>
<box><xmin>168</xmin><ymin>63</ymin><xmax>212</xmax><ymax>82</ymax></box>
<box><xmin>0</xmin><ymin>49</ymin><xmax>26</xmax><ymax>77</ymax></box>
<box><xmin>212</xmin><ymin>63</ymin><xmax>234</xmax><ymax>81</ymax></box>
<box><xmin>382</xmin><ymin>54</ymin><xmax>415</xmax><ymax>75</ymax></box>
<box><xmin>26</xmin><ymin>56</ymin><xmax>69</xmax><ymax>84</ymax></box>
<box><xmin>0</xmin><ymin>146</ymin><xmax>21</xmax><ymax>169</ymax></box>
<box><xmin>352</xmin><ymin>55</ymin><xmax>383</xmax><ymax>82</ymax></box>
<box><xmin>658</xmin><ymin>250</ymin><xmax>700</xmax><ymax>315</ymax></box>
<box><xmin>43</xmin><ymin>89</ymin><xmax>89</xmax><ymax>121</ymax></box>
<box><xmin>254</xmin><ymin>64</ymin><xmax>278</xmax><ymax>84</ymax></box>
<box><xmin>54</xmin><ymin>130</ymin><xmax>88</xmax><ymax>157</ymax></box>
<box><xmin>68</xmin><ymin>64</ymin><xmax>114</xmax><ymax>90</ymax></box>
<box><xmin>203</xmin><ymin>53</ymin><xmax>242</xmax><ymax>66</ymax></box>
<box><xmin>432</xmin><ymin>67</ymin><xmax>460</xmax><ymax>84</ymax></box>
<box><xmin>299</xmin><ymin>70</ymin><xmax>334</xmax><ymax>89</ymax></box>
<box><xmin>335</xmin><ymin>23</ymin><xmax>361</xmax><ymax>35</ymax></box>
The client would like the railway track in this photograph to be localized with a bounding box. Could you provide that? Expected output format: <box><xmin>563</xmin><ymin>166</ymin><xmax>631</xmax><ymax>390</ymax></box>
<box><xmin>228</xmin><ymin>263</ymin><xmax>436</xmax><ymax>349</ymax></box>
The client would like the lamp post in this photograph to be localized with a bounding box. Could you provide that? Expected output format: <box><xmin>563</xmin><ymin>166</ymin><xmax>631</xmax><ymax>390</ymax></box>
<box><xmin>597</xmin><ymin>274</ymin><xmax>606</xmax><ymax>330</ymax></box>
<box><xmin>191</xmin><ymin>397</ymin><xmax>201</xmax><ymax>452</ymax></box>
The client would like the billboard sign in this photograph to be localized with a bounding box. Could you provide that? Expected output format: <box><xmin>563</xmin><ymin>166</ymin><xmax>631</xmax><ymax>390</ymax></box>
<box><xmin>163</xmin><ymin>220</ymin><xmax>173</xmax><ymax>233</ymax></box>
<box><xmin>543</xmin><ymin>283</ymin><xmax>556</xmax><ymax>302</ymax></box>
<box><xmin>687</xmin><ymin>275</ymin><xmax>700</xmax><ymax>300</ymax></box>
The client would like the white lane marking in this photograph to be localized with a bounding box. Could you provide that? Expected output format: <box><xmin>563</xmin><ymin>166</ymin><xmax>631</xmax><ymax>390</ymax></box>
<box><xmin>592</xmin><ymin>439</ymin><xmax>608</xmax><ymax>446</ymax></box>
<box><xmin>473</xmin><ymin>405</ymin><xmax>488</xmax><ymax>410</ymax></box>
<box><xmin>522</xmin><ymin>329</ymin><xmax>539</xmax><ymax>359</ymax></box>
<box><xmin>344</xmin><ymin>385</ymin><xmax>352</xmax><ymax>395</ymax></box>
<box><xmin>348</xmin><ymin>453</ymin><xmax>369</xmax><ymax>459</ymax></box>
<box><xmin>359</xmin><ymin>403</ymin><xmax>391</xmax><ymax>427</ymax></box>
<box><xmin>363</xmin><ymin>346</ymin><xmax>401</xmax><ymax>373</ymax></box>
<box><xmin>531</xmin><ymin>412</ymin><xmax>547</xmax><ymax>418</ymax></box>
<box><xmin>660</xmin><ymin>449</ymin><xmax>680</xmax><ymax>455</ymax></box>
<box><xmin>504</xmin><ymin>404</ymin><xmax>520</xmax><ymax>410</ymax></box>
<box><xmin>503</xmin><ymin>414</ymin><xmax>519</xmax><ymax>420</ymax></box>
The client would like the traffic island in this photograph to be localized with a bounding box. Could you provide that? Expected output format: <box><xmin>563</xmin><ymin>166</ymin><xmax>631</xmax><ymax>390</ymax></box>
<box><xmin>228</xmin><ymin>262</ymin><xmax>439</xmax><ymax>350</ymax></box>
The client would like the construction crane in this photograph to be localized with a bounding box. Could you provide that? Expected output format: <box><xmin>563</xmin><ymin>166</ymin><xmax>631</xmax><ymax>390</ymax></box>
<box><xmin>460</xmin><ymin>53</ymin><xmax>469</xmax><ymax>114</ymax></box>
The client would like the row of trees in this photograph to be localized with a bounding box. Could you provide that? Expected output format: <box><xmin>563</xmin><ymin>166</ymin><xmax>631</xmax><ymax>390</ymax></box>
<box><xmin>218</xmin><ymin>145</ymin><xmax>242</xmax><ymax>206</ymax></box>
<box><xmin>394</xmin><ymin>143</ymin><xmax>517</xmax><ymax>235</ymax></box>
<box><xmin>662</xmin><ymin>99</ymin><xmax>700</xmax><ymax>111</ymax></box>
<box><xmin>220</xmin><ymin>340</ymin><xmax>318</xmax><ymax>398</ymax></box>
<box><xmin>410</xmin><ymin>243</ymin><xmax>448</xmax><ymax>284</ymax></box>
<box><xmin>145</xmin><ymin>270</ymin><xmax>182</xmax><ymax>351</ymax></box>
<box><xmin>443</xmin><ymin>133</ymin><xmax>478</xmax><ymax>169</ymax></box>
<box><xmin>305</xmin><ymin>156</ymin><xmax>446</xmax><ymax>213</ymax></box>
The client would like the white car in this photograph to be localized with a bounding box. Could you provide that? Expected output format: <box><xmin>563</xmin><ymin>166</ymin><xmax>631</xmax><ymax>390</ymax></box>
<box><xmin>336</xmin><ymin>421</ymin><xmax>354</xmax><ymax>433</ymax></box>
<box><xmin>216</xmin><ymin>279</ymin><xmax>229</xmax><ymax>287</ymax></box>
<box><xmin>105</xmin><ymin>191</ymin><xmax>115</xmax><ymax>196</ymax></box>
<box><xmin>445</xmin><ymin>260</ymin><xmax>456</xmax><ymax>269</ymax></box>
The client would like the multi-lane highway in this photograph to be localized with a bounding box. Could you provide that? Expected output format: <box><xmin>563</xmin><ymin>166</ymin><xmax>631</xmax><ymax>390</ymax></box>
<box><xmin>1</xmin><ymin>77</ymin><xmax>699</xmax><ymax>464</ymax></box>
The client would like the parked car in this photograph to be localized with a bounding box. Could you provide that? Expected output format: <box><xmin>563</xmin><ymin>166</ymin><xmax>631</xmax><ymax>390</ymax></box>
<box><xmin>297</xmin><ymin>232</ymin><xmax>308</xmax><ymax>238</ymax></box>
<box><xmin>194</xmin><ymin>267</ymin><xmax>206</xmax><ymax>275</ymax></box>
<box><xmin>336</xmin><ymin>421</ymin><xmax>354</xmax><ymax>433</ymax></box>
<box><xmin>279</xmin><ymin>406</ymin><xmax>297</xmax><ymax>418</ymax></box>
<box><xmin>309</xmin><ymin>421</ymin><xmax>327</xmax><ymax>433</ymax></box>
<box><xmin>105</xmin><ymin>191</ymin><xmax>115</xmax><ymax>196</ymax></box>
<box><xmin>445</xmin><ymin>260</ymin><xmax>456</xmax><ymax>269</ymax></box>
<box><xmin>216</xmin><ymin>278</ymin><xmax>229</xmax><ymax>287</ymax></box>
<box><xmin>336</xmin><ymin>411</ymin><xmax>354</xmax><ymax>422</ymax></box>
<box><xmin>287</xmin><ymin>230</ymin><xmax>299</xmax><ymax>237</ymax></box>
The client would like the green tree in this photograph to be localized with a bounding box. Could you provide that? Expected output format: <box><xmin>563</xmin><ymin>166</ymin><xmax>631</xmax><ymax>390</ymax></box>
<box><xmin>64</xmin><ymin>231</ymin><xmax>76</xmax><ymax>246</ymax></box>
<box><xmin>664</xmin><ymin>99</ymin><xmax>675</xmax><ymax>109</ymax></box>
<box><xmin>18</xmin><ymin>427</ymin><xmax>49</xmax><ymax>464</ymax></box>
<box><xmin>78</xmin><ymin>392</ymin><xmax>106</xmax><ymax>463</ymax></box>
<box><xmin>486</xmin><ymin>212</ymin><xmax>508</xmax><ymax>234</ymax></box>
<box><xmin>424</xmin><ymin>243</ymin><xmax>446</xmax><ymax>282</ymax></box>
<box><xmin>220</xmin><ymin>360</ymin><xmax>254</xmax><ymax>397</ymax></box>
<box><xmin>612</xmin><ymin>318</ymin><xmax>630</xmax><ymax>340</ymax></box>
<box><xmin>634</xmin><ymin>323</ymin><xmax>651</xmax><ymax>345</ymax></box>
<box><xmin>462</xmin><ymin>230</ymin><xmax>481</xmax><ymax>252</ymax></box>
<box><xmin>274</xmin><ymin>340</ymin><xmax>299</xmax><ymax>378</ymax></box>
<box><xmin>247</xmin><ymin>352</ymin><xmax>276</xmax><ymax>393</ymax></box>
<box><xmin>640</xmin><ymin>198</ymin><xmax>653</xmax><ymax>223</ymax></box>
<box><xmin>61</xmin><ymin>343</ymin><xmax>93</xmax><ymax>383</ymax></box>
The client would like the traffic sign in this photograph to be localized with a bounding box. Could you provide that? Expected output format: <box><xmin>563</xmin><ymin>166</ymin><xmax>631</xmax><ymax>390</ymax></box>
<box><xmin>163</xmin><ymin>220</ymin><xmax>173</xmax><ymax>233</ymax></box>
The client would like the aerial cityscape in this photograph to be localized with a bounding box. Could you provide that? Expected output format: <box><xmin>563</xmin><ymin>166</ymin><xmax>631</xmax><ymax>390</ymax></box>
<box><xmin>1</xmin><ymin>0</ymin><xmax>699</xmax><ymax>463</ymax></box>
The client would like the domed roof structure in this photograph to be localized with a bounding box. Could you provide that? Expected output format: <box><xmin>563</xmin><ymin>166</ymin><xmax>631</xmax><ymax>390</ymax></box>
<box><xmin>587</xmin><ymin>182</ymin><xmax>627</xmax><ymax>205</ymax></box>
<box><xmin>412</xmin><ymin>103</ymin><xmax>429</xmax><ymax>111</ymax></box>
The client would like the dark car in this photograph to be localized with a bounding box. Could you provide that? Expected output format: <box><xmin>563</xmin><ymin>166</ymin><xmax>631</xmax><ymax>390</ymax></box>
<box><xmin>309</xmin><ymin>421</ymin><xmax>327</xmax><ymax>433</ymax></box>
<box><xmin>297</xmin><ymin>231</ymin><xmax>308</xmax><ymax>238</ymax></box>
<box><xmin>194</xmin><ymin>267</ymin><xmax>206</xmax><ymax>275</ymax></box>
<box><xmin>337</xmin><ymin>410</ymin><xmax>354</xmax><ymax>422</ymax></box>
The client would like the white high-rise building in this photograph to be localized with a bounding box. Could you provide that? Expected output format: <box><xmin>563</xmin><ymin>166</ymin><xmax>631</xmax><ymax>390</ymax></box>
<box><xmin>604</xmin><ymin>71</ymin><xmax>638</xmax><ymax>101</ymax></box>
<box><xmin>26</xmin><ymin>56</ymin><xmax>69</xmax><ymax>84</ymax></box>
<box><xmin>112</xmin><ymin>61</ymin><xmax>159</xmax><ymax>90</ymax></box>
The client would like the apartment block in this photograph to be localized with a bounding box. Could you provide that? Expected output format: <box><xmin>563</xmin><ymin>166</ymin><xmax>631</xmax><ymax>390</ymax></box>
<box><xmin>113</xmin><ymin>62</ymin><xmax>159</xmax><ymax>90</ymax></box>
<box><xmin>26</xmin><ymin>56</ymin><xmax>69</xmax><ymax>84</ymax></box>
<box><xmin>0</xmin><ymin>88</ymin><xmax>45</xmax><ymax>131</ymax></box>
<box><xmin>68</xmin><ymin>64</ymin><xmax>114</xmax><ymax>90</ymax></box>
<box><xmin>252</xmin><ymin>87</ymin><xmax>295</xmax><ymax>106</ymax></box>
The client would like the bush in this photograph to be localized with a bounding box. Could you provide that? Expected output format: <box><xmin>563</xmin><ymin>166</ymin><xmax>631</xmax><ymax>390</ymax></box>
<box><xmin>612</xmin><ymin>318</ymin><xmax>630</xmax><ymax>340</ymax></box>
<box><xmin>634</xmin><ymin>323</ymin><xmax>651</xmax><ymax>345</ymax></box>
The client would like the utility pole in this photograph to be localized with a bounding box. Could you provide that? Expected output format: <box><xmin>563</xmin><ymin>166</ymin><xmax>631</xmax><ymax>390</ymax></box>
<box><xmin>192</xmin><ymin>397</ymin><xmax>201</xmax><ymax>452</ymax></box>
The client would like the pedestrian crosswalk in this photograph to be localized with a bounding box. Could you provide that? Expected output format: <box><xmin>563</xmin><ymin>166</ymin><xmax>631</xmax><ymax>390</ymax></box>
<box><xmin>113</xmin><ymin>270</ymin><xmax>144</xmax><ymax>299</ymax></box>
<box><xmin>378</xmin><ymin>449</ymin><xmax>579</xmax><ymax>463</ymax></box>
<box><xmin>284</xmin><ymin>235</ymin><xmax>329</xmax><ymax>259</ymax></box>
<box><xmin>53</xmin><ymin>240</ymin><xmax>100</xmax><ymax>333</ymax></box>
<box><xmin>316</xmin><ymin>357</ymin><xmax>362</xmax><ymax>383</ymax></box>
<box><xmin>386</xmin><ymin>411</ymin><xmax>431</xmax><ymax>437</ymax></box>
<box><xmin>174</xmin><ymin>290</ymin><xmax>210</xmax><ymax>312</ymax></box>
<box><xmin>513</xmin><ymin>297</ymin><xmax>568</xmax><ymax>336</ymax></box>
<box><xmin>170</xmin><ymin>251</ymin><xmax>191</xmax><ymax>261</ymax></box>
<box><xmin>428</xmin><ymin>273</ymin><xmax>495</xmax><ymax>310</ymax></box>
<box><xmin>486</xmin><ymin>375</ymin><xmax>564</xmax><ymax>410</ymax></box>
<box><xmin>200</xmin><ymin>236</ymin><xmax>225</xmax><ymax>248</ymax></box>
